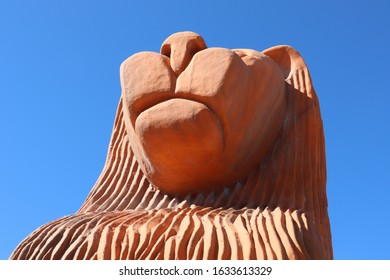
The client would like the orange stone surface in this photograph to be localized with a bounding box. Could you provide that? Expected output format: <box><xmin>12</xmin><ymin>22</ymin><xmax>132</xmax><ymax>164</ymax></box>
<box><xmin>11</xmin><ymin>32</ymin><xmax>333</xmax><ymax>260</ymax></box>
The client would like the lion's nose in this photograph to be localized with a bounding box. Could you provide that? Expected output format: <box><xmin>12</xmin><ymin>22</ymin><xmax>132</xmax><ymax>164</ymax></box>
<box><xmin>160</xmin><ymin>31</ymin><xmax>207</xmax><ymax>75</ymax></box>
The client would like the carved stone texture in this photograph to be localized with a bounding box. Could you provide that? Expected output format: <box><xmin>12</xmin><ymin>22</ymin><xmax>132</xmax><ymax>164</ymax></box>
<box><xmin>11</xmin><ymin>32</ymin><xmax>332</xmax><ymax>260</ymax></box>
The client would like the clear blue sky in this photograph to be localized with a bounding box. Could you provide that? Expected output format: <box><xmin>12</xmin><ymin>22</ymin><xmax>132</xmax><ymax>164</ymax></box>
<box><xmin>1</xmin><ymin>0</ymin><xmax>389</xmax><ymax>260</ymax></box>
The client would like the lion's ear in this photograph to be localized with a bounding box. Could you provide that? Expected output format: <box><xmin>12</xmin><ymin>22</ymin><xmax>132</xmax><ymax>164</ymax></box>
<box><xmin>263</xmin><ymin>45</ymin><xmax>315</xmax><ymax>100</ymax></box>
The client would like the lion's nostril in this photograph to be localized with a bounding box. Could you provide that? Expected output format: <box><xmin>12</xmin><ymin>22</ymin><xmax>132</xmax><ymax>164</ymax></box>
<box><xmin>160</xmin><ymin>31</ymin><xmax>207</xmax><ymax>75</ymax></box>
<box><xmin>161</xmin><ymin>44</ymin><xmax>171</xmax><ymax>58</ymax></box>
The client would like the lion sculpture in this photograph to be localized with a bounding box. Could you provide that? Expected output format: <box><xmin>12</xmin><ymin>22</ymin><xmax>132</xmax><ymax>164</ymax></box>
<box><xmin>11</xmin><ymin>32</ymin><xmax>332</xmax><ymax>260</ymax></box>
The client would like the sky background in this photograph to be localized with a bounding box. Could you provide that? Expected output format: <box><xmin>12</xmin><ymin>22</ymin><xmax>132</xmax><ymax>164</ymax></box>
<box><xmin>1</xmin><ymin>0</ymin><xmax>389</xmax><ymax>260</ymax></box>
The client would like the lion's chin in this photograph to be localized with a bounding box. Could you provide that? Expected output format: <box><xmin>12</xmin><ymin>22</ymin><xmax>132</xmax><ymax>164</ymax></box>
<box><xmin>135</xmin><ymin>98</ymin><xmax>226</xmax><ymax>194</ymax></box>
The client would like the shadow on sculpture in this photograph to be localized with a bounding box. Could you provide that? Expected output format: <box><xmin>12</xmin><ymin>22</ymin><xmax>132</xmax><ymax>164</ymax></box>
<box><xmin>11</xmin><ymin>32</ymin><xmax>332</xmax><ymax>260</ymax></box>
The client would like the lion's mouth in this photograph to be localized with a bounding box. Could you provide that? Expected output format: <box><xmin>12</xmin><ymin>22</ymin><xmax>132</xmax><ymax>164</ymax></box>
<box><xmin>134</xmin><ymin>95</ymin><xmax>210</xmax><ymax>121</ymax></box>
<box><xmin>130</xmin><ymin>87</ymin><xmax>223</xmax><ymax>137</ymax></box>
<box><xmin>135</xmin><ymin>97</ymin><xmax>224</xmax><ymax>149</ymax></box>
